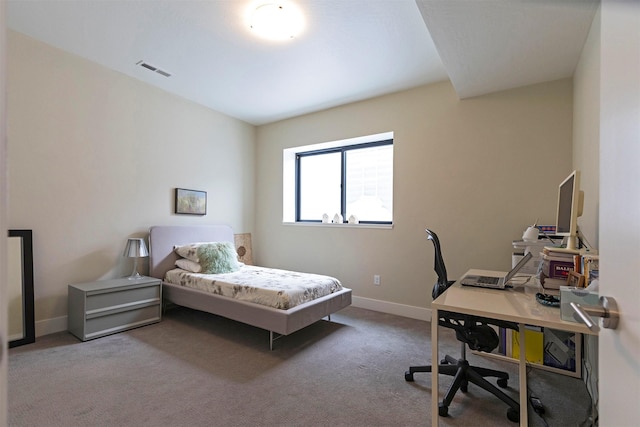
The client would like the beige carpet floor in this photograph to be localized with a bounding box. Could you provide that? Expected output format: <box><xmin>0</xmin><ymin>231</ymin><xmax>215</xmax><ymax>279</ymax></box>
<box><xmin>8</xmin><ymin>306</ymin><xmax>594</xmax><ymax>426</ymax></box>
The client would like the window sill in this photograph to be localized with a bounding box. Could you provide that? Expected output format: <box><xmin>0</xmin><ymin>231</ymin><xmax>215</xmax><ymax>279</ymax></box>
<box><xmin>282</xmin><ymin>222</ymin><xmax>393</xmax><ymax>230</ymax></box>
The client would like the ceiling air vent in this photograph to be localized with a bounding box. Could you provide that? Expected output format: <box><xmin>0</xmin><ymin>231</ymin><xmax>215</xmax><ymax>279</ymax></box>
<box><xmin>136</xmin><ymin>60</ymin><xmax>172</xmax><ymax>77</ymax></box>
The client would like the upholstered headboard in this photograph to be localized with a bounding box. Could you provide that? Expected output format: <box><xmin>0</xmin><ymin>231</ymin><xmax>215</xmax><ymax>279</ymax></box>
<box><xmin>148</xmin><ymin>225</ymin><xmax>235</xmax><ymax>280</ymax></box>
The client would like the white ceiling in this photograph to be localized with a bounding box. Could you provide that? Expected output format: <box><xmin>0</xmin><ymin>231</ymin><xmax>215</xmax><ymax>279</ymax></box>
<box><xmin>417</xmin><ymin>0</ymin><xmax>600</xmax><ymax>98</ymax></box>
<box><xmin>7</xmin><ymin>0</ymin><xmax>598</xmax><ymax>126</ymax></box>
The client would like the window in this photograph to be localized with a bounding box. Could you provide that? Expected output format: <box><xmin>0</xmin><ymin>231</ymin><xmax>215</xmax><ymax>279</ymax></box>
<box><xmin>285</xmin><ymin>133</ymin><xmax>393</xmax><ymax>225</ymax></box>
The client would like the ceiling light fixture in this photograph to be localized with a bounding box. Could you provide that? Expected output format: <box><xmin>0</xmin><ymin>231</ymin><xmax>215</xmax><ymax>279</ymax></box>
<box><xmin>250</xmin><ymin>2</ymin><xmax>304</xmax><ymax>41</ymax></box>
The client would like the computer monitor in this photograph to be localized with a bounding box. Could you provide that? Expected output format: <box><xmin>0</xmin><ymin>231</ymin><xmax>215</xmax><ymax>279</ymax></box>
<box><xmin>555</xmin><ymin>170</ymin><xmax>584</xmax><ymax>252</ymax></box>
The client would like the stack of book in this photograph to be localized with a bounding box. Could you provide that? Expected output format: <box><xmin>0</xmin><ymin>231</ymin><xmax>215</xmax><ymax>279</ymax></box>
<box><xmin>538</xmin><ymin>248</ymin><xmax>581</xmax><ymax>290</ymax></box>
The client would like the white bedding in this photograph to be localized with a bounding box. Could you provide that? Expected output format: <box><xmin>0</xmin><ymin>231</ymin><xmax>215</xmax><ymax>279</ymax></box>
<box><xmin>164</xmin><ymin>265</ymin><xmax>344</xmax><ymax>310</ymax></box>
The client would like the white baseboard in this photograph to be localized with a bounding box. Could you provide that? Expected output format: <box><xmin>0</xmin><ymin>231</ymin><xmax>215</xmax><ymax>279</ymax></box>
<box><xmin>36</xmin><ymin>315</ymin><xmax>67</xmax><ymax>337</ymax></box>
<box><xmin>33</xmin><ymin>297</ymin><xmax>429</xmax><ymax>339</ymax></box>
<box><xmin>351</xmin><ymin>295</ymin><xmax>431</xmax><ymax>322</ymax></box>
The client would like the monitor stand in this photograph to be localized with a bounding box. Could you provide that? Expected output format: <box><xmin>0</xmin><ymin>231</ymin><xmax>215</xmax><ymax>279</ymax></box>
<box><xmin>544</xmin><ymin>235</ymin><xmax>582</xmax><ymax>254</ymax></box>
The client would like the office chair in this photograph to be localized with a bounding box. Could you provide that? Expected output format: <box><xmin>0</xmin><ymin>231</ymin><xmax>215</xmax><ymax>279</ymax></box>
<box><xmin>405</xmin><ymin>229</ymin><xmax>520</xmax><ymax>423</ymax></box>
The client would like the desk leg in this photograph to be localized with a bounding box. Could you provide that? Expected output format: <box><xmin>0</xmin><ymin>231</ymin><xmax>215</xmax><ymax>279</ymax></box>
<box><xmin>519</xmin><ymin>322</ymin><xmax>528</xmax><ymax>427</ymax></box>
<box><xmin>432</xmin><ymin>308</ymin><xmax>439</xmax><ymax>427</ymax></box>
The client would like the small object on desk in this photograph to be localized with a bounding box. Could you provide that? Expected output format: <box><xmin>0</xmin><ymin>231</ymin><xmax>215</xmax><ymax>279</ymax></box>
<box><xmin>536</xmin><ymin>293</ymin><xmax>560</xmax><ymax>307</ymax></box>
<box><xmin>522</xmin><ymin>224</ymin><xmax>540</xmax><ymax>242</ymax></box>
<box><xmin>567</xmin><ymin>270</ymin><xmax>585</xmax><ymax>288</ymax></box>
<box><xmin>559</xmin><ymin>285</ymin><xmax>600</xmax><ymax>322</ymax></box>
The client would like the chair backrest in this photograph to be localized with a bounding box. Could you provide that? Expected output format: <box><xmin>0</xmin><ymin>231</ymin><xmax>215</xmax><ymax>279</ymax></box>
<box><xmin>426</xmin><ymin>228</ymin><xmax>518</xmax><ymax>352</ymax></box>
<box><xmin>426</xmin><ymin>228</ymin><xmax>502</xmax><ymax>352</ymax></box>
<box><xmin>425</xmin><ymin>229</ymin><xmax>454</xmax><ymax>300</ymax></box>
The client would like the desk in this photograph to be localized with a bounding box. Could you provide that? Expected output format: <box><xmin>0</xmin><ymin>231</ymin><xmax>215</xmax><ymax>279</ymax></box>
<box><xmin>431</xmin><ymin>269</ymin><xmax>597</xmax><ymax>426</ymax></box>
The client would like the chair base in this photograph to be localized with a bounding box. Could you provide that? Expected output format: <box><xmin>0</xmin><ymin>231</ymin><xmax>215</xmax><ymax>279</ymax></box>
<box><xmin>405</xmin><ymin>354</ymin><xmax>519</xmax><ymax>423</ymax></box>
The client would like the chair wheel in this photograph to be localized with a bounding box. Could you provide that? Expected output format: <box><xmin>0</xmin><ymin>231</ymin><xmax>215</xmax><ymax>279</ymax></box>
<box><xmin>438</xmin><ymin>403</ymin><xmax>449</xmax><ymax>417</ymax></box>
<box><xmin>497</xmin><ymin>378</ymin><xmax>508</xmax><ymax>388</ymax></box>
<box><xmin>507</xmin><ymin>407</ymin><xmax>519</xmax><ymax>423</ymax></box>
<box><xmin>404</xmin><ymin>371</ymin><xmax>414</xmax><ymax>382</ymax></box>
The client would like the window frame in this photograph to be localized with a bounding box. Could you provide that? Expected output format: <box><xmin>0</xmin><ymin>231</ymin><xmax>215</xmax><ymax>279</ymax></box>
<box><xmin>295</xmin><ymin>138</ymin><xmax>393</xmax><ymax>225</ymax></box>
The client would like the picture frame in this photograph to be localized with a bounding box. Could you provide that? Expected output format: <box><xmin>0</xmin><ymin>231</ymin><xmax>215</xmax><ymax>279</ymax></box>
<box><xmin>175</xmin><ymin>188</ymin><xmax>207</xmax><ymax>215</ymax></box>
<box><xmin>234</xmin><ymin>233</ymin><xmax>253</xmax><ymax>265</ymax></box>
<box><xmin>567</xmin><ymin>270</ymin><xmax>585</xmax><ymax>288</ymax></box>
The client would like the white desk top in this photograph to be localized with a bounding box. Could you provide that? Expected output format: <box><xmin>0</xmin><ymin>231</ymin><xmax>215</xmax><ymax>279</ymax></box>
<box><xmin>433</xmin><ymin>269</ymin><xmax>596</xmax><ymax>336</ymax></box>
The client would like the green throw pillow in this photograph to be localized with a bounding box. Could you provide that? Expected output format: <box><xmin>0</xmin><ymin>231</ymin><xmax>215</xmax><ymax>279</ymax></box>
<box><xmin>197</xmin><ymin>242</ymin><xmax>240</xmax><ymax>274</ymax></box>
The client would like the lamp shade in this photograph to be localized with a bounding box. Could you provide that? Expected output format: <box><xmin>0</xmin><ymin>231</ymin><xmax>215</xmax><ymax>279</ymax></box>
<box><xmin>123</xmin><ymin>238</ymin><xmax>148</xmax><ymax>279</ymax></box>
<box><xmin>123</xmin><ymin>238</ymin><xmax>149</xmax><ymax>258</ymax></box>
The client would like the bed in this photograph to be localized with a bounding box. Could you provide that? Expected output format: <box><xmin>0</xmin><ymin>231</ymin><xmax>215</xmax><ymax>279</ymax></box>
<box><xmin>148</xmin><ymin>225</ymin><xmax>352</xmax><ymax>349</ymax></box>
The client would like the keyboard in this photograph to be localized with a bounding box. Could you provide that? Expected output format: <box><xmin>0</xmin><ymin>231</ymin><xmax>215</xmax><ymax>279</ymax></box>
<box><xmin>476</xmin><ymin>276</ymin><xmax>500</xmax><ymax>285</ymax></box>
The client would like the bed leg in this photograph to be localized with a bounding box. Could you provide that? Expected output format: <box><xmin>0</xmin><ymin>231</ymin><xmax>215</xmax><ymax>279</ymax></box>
<box><xmin>328</xmin><ymin>314</ymin><xmax>331</xmax><ymax>322</ymax></box>
<box><xmin>269</xmin><ymin>331</ymin><xmax>286</xmax><ymax>350</ymax></box>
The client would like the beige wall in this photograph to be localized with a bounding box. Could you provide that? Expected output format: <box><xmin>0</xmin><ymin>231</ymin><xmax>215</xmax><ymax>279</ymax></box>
<box><xmin>7</xmin><ymin>31</ymin><xmax>256</xmax><ymax>331</ymax></box>
<box><xmin>572</xmin><ymin>4</ymin><xmax>601</xmax><ymax>410</ymax></box>
<box><xmin>255</xmin><ymin>79</ymin><xmax>574</xmax><ymax>315</ymax></box>
<box><xmin>573</xmin><ymin>7</ymin><xmax>601</xmax><ymax>251</ymax></box>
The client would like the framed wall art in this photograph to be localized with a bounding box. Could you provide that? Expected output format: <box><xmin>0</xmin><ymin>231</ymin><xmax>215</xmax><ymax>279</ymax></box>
<box><xmin>175</xmin><ymin>188</ymin><xmax>207</xmax><ymax>215</ymax></box>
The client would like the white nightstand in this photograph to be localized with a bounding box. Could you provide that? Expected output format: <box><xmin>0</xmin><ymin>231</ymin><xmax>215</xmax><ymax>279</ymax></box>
<box><xmin>68</xmin><ymin>276</ymin><xmax>162</xmax><ymax>341</ymax></box>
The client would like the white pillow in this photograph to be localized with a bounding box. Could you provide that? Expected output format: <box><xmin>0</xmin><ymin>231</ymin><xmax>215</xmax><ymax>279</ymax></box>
<box><xmin>175</xmin><ymin>258</ymin><xmax>202</xmax><ymax>273</ymax></box>
<box><xmin>173</xmin><ymin>242</ymin><xmax>209</xmax><ymax>262</ymax></box>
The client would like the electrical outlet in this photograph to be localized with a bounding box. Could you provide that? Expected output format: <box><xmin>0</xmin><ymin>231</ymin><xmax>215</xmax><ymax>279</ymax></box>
<box><xmin>374</xmin><ymin>275</ymin><xmax>381</xmax><ymax>285</ymax></box>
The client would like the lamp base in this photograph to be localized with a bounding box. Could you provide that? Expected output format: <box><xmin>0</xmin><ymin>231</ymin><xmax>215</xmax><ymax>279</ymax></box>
<box><xmin>127</xmin><ymin>257</ymin><xmax>143</xmax><ymax>279</ymax></box>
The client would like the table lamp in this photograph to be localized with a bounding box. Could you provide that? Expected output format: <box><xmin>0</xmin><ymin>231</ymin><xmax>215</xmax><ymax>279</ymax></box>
<box><xmin>123</xmin><ymin>238</ymin><xmax>149</xmax><ymax>279</ymax></box>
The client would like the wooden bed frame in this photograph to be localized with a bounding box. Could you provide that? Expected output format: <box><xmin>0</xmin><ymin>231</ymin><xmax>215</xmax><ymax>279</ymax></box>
<box><xmin>148</xmin><ymin>225</ymin><xmax>352</xmax><ymax>349</ymax></box>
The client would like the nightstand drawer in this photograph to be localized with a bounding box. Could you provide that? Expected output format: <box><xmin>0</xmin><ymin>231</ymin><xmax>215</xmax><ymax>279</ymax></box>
<box><xmin>86</xmin><ymin>285</ymin><xmax>160</xmax><ymax>311</ymax></box>
<box><xmin>84</xmin><ymin>305</ymin><xmax>160</xmax><ymax>340</ymax></box>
